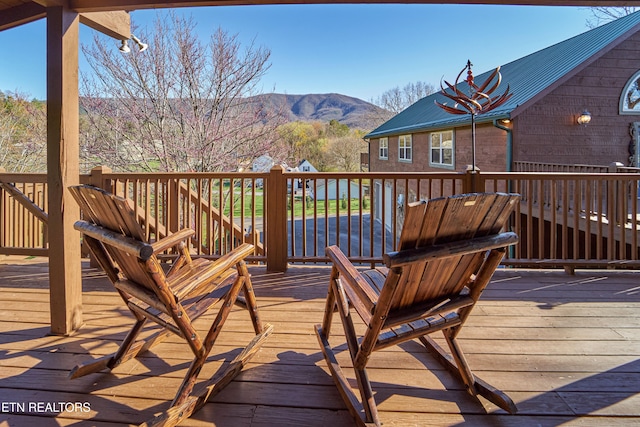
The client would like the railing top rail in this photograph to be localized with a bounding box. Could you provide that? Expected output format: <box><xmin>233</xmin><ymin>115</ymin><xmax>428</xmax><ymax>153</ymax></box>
<box><xmin>283</xmin><ymin>171</ymin><xmax>465</xmax><ymax>178</ymax></box>
<box><xmin>98</xmin><ymin>171</ymin><xmax>271</xmax><ymax>180</ymax></box>
<box><xmin>0</xmin><ymin>173</ymin><xmax>48</xmax><ymax>183</ymax></box>
<box><xmin>95</xmin><ymin>171</ymin><xmax>465</xmax><ymax>179</ymax></box>
<box><xmin>7</xmin><ymin>171</ymin><xmax>640</xmax><ymax>184</ymax></box>
<box><xmin>514</xmin><ymin>161</ymin><xmax>608</xmax><ymax>167</ymax></box>
<box><xmin>482</xmin><ymin>172</ymin><xmax>640</xmax><ymax>179</ymax></box>
<box><xmin>3</xmin><ymin>171</ymin><xmax>639</xmax><ymax>183</ymax></box>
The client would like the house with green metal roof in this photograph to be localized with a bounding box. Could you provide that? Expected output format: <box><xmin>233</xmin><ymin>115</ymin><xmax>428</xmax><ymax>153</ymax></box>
<box><xmin>366</xmin><ymin>11</ymin><xmax>640</xmax><ymax>175</ymax></box>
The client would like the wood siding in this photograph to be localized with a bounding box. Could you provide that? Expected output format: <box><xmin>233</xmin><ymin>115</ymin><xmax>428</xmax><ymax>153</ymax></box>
<box><xmin>513</xmin><ymin>31</ymin><xmax>640</xmax><ymax>166</ymax></box>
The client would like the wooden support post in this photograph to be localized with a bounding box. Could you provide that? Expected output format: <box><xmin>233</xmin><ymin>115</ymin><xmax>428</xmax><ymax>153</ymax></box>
<box><xmin>464</xmin><ymin>166</ymin><xmax>481</xmax><ymax>194</ymax></box>
<box><xmin>46</xmin><ymin>6</ymin><xmax>83</xmax><ymax>335</ymax></box>
<box><xmin>168</xmin><ymin>178</ymin><xmax>180</xmax><ymax>235</ymax></box>
<box><xmin>608</xmin><ymin>162</ymin><xmax>624</xmax><ymax>227</ymax></box>
<box><xmin>86</xmin><ymin>166</ymin><xmax>112</xmax><ymax>267</ymax></box>
<box><xmin>266</xmin><ymin>165</ymin><xmax>288</xmax><ymax>272</ymax></box>
<box><xmin>0</xmin><ymin>167</ymin><xmax>4</xmax><ymax>263</ymax></box>
<box><xmin>89</xmin><ymin>165</ymin><xmax>113</xmax><ymax>190</ymax></box>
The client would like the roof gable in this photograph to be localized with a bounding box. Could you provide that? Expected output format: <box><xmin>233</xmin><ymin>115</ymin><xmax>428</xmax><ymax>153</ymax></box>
<box><xmin>366</xmin><ymin>11</ymin><xmax>640</xmax><ymax>139</ymax></box>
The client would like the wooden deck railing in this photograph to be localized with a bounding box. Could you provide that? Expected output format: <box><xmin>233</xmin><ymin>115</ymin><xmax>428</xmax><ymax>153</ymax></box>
<box><xmin>2</xmin><ymin>166</ymin><xmax>640</xmax><ymax>271</ymax></box>
<box><xmin>514</xmin><ymin>161</ymin><xmax>612</xmax><ymax>173</ymax></box>
<box><xmin>283</xmin><ymin>171</ymin><xmax>465</xmax><ymax>264</ymax></box>
<box><xmin>86</xmin><ymin>167</ymin><xmax>267</xmax><ymax>261</ymax></box>
<box><xmin>0</xmin><ymin>170</ymin><xmax>48</xmax><ymax>256</ymax></box>
<box><xmin>481</xmin><ymin>172</ymin><xmax>640</xmax><ymax>269</ymax></box>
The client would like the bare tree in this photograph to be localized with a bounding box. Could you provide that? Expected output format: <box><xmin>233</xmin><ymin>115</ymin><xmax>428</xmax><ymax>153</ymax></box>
<box><xmin>0</xmin><ymin>91</ymin><xmax>47</xmax><ymax>172</ymax></box>
<box><xmin>328</xmin><ymin>135</ymin><xmax>367</xmax><ymax>172</ymax></box>
<box><xmin>80</xmin><ymin>12</ymin><xmax>287</xmax><ymax>172</ymax></box>
<box><xmin>374</xmin><ymin>81</ymin><xmax>436</xmax><ymax>114</ymax></box>
<box><xmin>363</xmin><ymin>81</ymin><xmax>436</xmax><ymax>131</ymax></box>
<box><xmin>586</xmin><ymin>7</ymin><xmax>638</xmax><ymax>28</ymax></box>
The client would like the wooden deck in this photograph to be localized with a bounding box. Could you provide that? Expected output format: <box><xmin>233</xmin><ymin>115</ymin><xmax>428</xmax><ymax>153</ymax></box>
<box><xmin>0</xmin><ymin>256</ymin><xmax>639</xmax><ymax>426</ymax></box>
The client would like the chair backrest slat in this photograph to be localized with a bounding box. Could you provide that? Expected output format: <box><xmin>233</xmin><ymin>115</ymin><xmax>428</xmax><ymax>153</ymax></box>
<box><xmin>386</xmin><ymin>193</ymin><xmax>519</xmax><ymax>310</ymax></box>
<box><xmin>70</xmin><ymin>185</ymin><xmax>145</xmax><ymax>240</ymax></box>
<box><xmin>70</xmin><ymin>185</ymin><xmax>161</xmax><ymax>291</ymax></box>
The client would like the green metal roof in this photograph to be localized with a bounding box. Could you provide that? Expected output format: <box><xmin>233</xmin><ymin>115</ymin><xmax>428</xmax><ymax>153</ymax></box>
<box><xmin>366</xmin><ymin>11</ymin><xmax>640</xmax><ymax>139</ymax></box>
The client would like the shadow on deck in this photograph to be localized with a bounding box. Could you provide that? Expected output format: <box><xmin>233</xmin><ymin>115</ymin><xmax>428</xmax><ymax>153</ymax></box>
<box><xmin>0</xmin><ymin>256</ymin><xmax>638</xmax><ymax>426</ymax></box>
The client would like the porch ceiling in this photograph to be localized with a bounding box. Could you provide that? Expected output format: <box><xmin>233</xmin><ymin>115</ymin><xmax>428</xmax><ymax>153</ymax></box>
<box><xmin>0</xmin><ymin>1</ymin><xmax>131</xmax><ymax>39</ymax></box>
<box><xmin>0</xmin><ymin>0</ymin><xmax>637</xmax><ymax>32</ymax></box>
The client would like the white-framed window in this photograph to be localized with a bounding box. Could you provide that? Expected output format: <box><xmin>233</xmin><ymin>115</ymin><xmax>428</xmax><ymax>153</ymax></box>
<box><xmin>430</xmin><ymin>130</ymin><xmax>454</xmax><ymax>168</ymax></box>
<box><xmin>621</xmin><ymin>70</ymin><xmax>640</xmax><ymax>114</ymax></box>
<box><xmin>398</xmin><ymin>135</ymin><xmax>412</xmax><ymax>162</ymax></box>
<box><xmin>379</xmin><ymin>138</ymin><xmax>388</xmax><ymax>160</ymax></box>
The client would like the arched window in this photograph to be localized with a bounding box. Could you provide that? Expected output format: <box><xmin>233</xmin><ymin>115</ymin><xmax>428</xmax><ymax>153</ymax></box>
<box><xmin>620</xmin><ymin>70</ymin><xmax>640</xmax><ymax>114</ymax></box>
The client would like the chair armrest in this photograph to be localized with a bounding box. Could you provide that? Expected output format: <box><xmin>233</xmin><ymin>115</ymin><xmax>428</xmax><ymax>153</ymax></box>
<box><xmin>151</xmin><ymin>228</ymin><xmax>196</xmax><ymax>254</ymax></box>
<box><xmin>326</xmin><ymin>245</ymin><xmax>379</xmax><ymax>316</ymax></box>
<box><xmin>74</xmin><ymin>221</ymin><xmax>154</xmax><ymax>260</ymax></box>
<box><xmin>383</xmin><ymin>232</ymin><xmax>518</xmax><ymax>268</ymax></box>
<box><xmin>170</xmin><ymin>243</ymin><xmax>256</xmax><ymax>298</ymax></box>
<box><xmin>200</xmin><ymin>243</ymin><xmax>255</xmax><ymax>278</ymax></box>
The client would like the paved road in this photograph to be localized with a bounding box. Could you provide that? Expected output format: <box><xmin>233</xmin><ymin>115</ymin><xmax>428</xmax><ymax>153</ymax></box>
<box><xmin>288</xmin><ymin>213</ymin><xmax>396</xmax><ymax>262</ymax></box>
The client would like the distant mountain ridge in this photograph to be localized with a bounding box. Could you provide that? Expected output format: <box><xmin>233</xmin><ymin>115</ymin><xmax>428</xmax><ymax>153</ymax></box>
<box><xmin>79</xmin><ymin>93</ymin><xmax>390</xmax><ymax>131</ymax></box>
<box><xmin>258</xmin><ymin>93</ymin><xmax>390</xmax><ymax>130</ymax></box>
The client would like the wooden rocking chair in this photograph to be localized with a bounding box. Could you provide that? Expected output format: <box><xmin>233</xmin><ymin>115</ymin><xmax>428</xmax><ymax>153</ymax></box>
<box><xmin>68</xmin><ymin>185</ymin><xmax>273</xmax><ymax>426</ymax></box>
<box><xmin>315</xmin><ymin>192</ymin><xmax>520</xmax><ymax>426</ymax></box>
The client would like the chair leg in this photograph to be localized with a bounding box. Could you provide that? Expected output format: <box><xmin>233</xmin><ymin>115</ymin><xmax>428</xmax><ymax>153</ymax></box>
<box><xmin>419</xmin><ymin>335</ymin><xmax>517</xmax><ymax>414</ymax></box>
<box><xmin>443</xmin><ymin>329</ymin><xmax>478</xmax><ymax>396</ymax></box>
<box><xmin>237</xmin><ymin>261</ymin><xmax>264</xmax><ymax>335</ymax></box>
<box><xmin>141</xmin><ymin>323</ymin><xmax>273</xmax><ymax>427</ymax></box>
<box><xmin>340</xmin><ymin>312</ymin><xmax>377</xmax><ymax>424</ymax></box>
<box><xmin>146</xmin><ymin>267</ymin><xmax>273</xmax><ymax>425</ymax></box>
<box><xmin>69</xmin><ymin>317</ymin><xmax>148</xmax><ymax>379</ymax></box>
<box><xmin>320</xmin><ymin>274</ymin><xmax>338</xmax><ymax>338</ymax></box>
<box><xmin>315</xmin><ymin>325</ymin><xmax>380</xmax><ymax>427</ymax></box>
<box><xmin>140</xmin><ymin>263</ymin><xmax>273</xmax><ymax>426</ymax></box>
<box><xmin>314</xmin><ymin>277</ymin><xmax>381</xmax><ymax>427</ymax></box>
<box><xmin>171</xmin><ymin>275</ymin><xmax>246</xmax><ymax>407</ymax></box>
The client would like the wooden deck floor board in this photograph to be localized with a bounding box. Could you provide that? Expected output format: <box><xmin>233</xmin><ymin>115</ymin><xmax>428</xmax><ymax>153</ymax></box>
<box><xmin>0</xmin><ymin>258</ymin><xmax>639</xmax><ymax>426</ymax></box>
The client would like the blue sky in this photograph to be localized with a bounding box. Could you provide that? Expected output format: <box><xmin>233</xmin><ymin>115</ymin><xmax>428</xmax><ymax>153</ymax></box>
<box><xmin>0</xmin><ymin>4</ymin><xmax>596</xmax><ymax>102</ymax></box>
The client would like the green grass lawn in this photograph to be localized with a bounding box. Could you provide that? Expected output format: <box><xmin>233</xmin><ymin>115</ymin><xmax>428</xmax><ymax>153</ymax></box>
<box><xmin>289</xmin><ymin>197</ymin><xmax>369</xmax><ymax>217</ymax></box>
<box><xmin>222</xmin><ymin>189</ymin><xmax>369</xmax><ymax>218</ymax></box>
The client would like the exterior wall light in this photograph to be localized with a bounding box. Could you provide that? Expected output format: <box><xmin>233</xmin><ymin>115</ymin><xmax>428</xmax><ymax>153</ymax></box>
<box><xmin>118</xmin><ymin>39</ymin><xmax>130</xmax><ymax>53</ymax></box>
<box><xmin>131</xmin><ymin>35</ymin><xmax>148</xmax><ymax>52</ymax></box>
<box><xmin>119</xmin><ymin>35</ymin><xmax>147</xmax><ymax>53</ymax></box>
<box><xmin>577</xmin><ymin>110</ymin><xmax>591</xmax><ymax>125</ymax></box>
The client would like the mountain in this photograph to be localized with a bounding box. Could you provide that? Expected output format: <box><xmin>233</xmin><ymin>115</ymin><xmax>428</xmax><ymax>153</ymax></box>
<box><xmin>257</xmin><ymin>93</ymin><xmax>391</xmax><ymax>130</ymax></box>
<box><xmin>79</xmin><ymin>93</ymin><xmax>392</xmax><ymax>131</ymax></box>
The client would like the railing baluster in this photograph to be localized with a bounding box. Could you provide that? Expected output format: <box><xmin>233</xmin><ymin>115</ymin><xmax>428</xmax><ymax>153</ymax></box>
<box><xmin>312</xmin><ymin>178</ymin><xmax>318</xmax><ymax>258</ymax></box>
<box><xmin>3</xmin><ymin>168</ymin><xmax>640</xmax><ymax>269</ymax></box>
<box><xmin>597</xmin><ymin>179</ymin><xmax>604</xmax><ymax>260</ymax></box>
<box><xmin>632</xmin><ymin>178</ymin><xmax>638</xmax><ymax>260</ymax></box>
<box><xmin>537</xmin><ymin>178</ymin><xmax>544</xmax><ymax>260</ymax></box>
<box><xmin>585</xmin><ymin>177</ymin><xmax>592</xmax><ymax>260</ymax></box>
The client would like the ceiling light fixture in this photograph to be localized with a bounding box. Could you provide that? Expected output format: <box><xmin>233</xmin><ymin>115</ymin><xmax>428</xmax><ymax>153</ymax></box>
<box><xmin>118</xmin><ymin>39</ymin><xmax>130</xmax><ymax>53</ymax></box>
<box><xmin>131</xmin><ymin>35</ymin><xmax>148</xmax><ymax>52</ymax></box>
<box><xmin>118</xmin><ymin>35</ymin><xmax>147</xmax><ymax>53</ymax></box>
